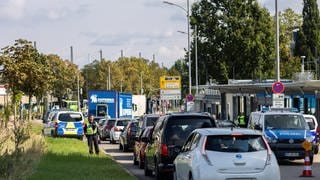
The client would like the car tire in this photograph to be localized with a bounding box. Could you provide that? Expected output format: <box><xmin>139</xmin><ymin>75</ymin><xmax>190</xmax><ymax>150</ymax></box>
<box><xmin>138</xmin><ymin>153</ymin><xmax>144</xmax><ymax>169</ymax></box>
<box><xmin>144</xmin><ymin>158</ymin><xmax>152</xmax><ymax>176</ymax></box>
<box><xmin>133</xmin><ymin>152</ymin><xmax>139</xmax><ymax>165</ymax></box>
<box><xmin>189</xmin><ymin>172</ymin><xmax>193</xmax><ymax>180</ymax></box>
<box><xmin>123</xmin><ymin>144</ymin><xmax>128</xmax><ymax>152</ymax></box>
<box><xmin>314</xmin><ymin>145</ymin><xmax>319</xmax><ymax>154</ymax></box>
<box><xmin>119</xmin><ymin>143</ymin><xmax>122</xmax><ymax>150</ymax></box>
<box><xmin>155</xmin><ymin>160</ymin><xmax>165</xmax><ymax>180</ymax></box>
<box><xmin>310</xmin><ymin>155</ymin><xmax>314</xmax><ymax>165</ymax></box>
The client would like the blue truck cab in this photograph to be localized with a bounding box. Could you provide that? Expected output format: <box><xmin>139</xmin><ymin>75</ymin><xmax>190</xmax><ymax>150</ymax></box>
<box><xmin>248</xmin><ymin>108</ymin><xmax>314</xmax><ymax>163</ymax></box>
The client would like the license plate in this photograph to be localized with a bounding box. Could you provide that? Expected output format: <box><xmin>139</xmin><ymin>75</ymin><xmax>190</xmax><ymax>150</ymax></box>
<box><xmin>284</xmin><ymin>152</ymin><xmax>299</xmax><ymax>157</ymax></box>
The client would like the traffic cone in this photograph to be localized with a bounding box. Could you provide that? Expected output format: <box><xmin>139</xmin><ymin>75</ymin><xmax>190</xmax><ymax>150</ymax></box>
<box><xmin>300</xmin><ymin>151</ymin><xmax>313</xmax><ymax>177</ymax></box>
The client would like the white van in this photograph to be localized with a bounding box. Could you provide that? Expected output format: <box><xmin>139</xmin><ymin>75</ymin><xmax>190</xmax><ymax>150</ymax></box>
<box><xmin>303</xmin><ymin>114</ymin><xmax>319</xmax><ymax>154</ymax></box>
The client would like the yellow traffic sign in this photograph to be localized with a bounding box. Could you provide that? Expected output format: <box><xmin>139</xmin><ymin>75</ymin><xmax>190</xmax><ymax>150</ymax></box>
<box><xmin>302</xmin><ymin>140</ymin><xmax>312</xmax><ymax>151</ymax></box>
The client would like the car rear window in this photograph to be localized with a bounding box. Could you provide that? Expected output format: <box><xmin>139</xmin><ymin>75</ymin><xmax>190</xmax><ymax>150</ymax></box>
<box><xmin>58</xmin><ymin>113</ymin><xmax>83</xmax><ymax>122</ymax></box>
<box><xmin>146</xmin><ymin>117</ymin><xmax>159</xmax><ymax>126</ymax></box>
<box><xmin>205</xmin><ymin>135</ymin><xmax>267</xmax><ymax>152</ymax></box>
<box><xmin>165</xmin><ymin>117</ymin><xmax>215</xmax><ymax>146</ymax></box>
<box><xmin>107</xmin><ymin>120</ymin><xmax>115</xmax><ymax>126</ymax></box>
<box><xmin>116</xmin><ymin>120</ymin><xmax>129</xmax><ymax>126</ymax></box>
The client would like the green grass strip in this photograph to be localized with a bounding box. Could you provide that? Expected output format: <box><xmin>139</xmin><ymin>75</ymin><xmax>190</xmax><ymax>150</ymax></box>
<box><xmin>28</xmin><ymin>138</ymin><xmax>136</xmax><ymax>180</ymax></box>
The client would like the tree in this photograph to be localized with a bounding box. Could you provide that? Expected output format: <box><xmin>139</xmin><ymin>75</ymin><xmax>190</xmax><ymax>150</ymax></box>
<box><xmin>295</xmin><ymin>0</ymin><xmax>320</xmax><ymax>78</ymax></box>
<box><xmin>0</xmin><ymin>39</ymin><xmax>53</xmax><ymax>120</ymax></box>
<box><xmin>279</xmin><ymin>9</ymin><xmax>302</xmax><ymax>78</ymax></box>
<box><xmin>191</xmin><ymin>0</ymin><xmax>275</xmax><ymax>84</ymax></box>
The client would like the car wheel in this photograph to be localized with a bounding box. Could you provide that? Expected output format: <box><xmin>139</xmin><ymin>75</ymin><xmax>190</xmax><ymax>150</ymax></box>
<box><xmin>310</xmin><ymin>154</ymin><xmax>314</xmax><ymax>165</ymax></box>
<box><xmin>138</xmin><ymin>153</ymin><xmax>144</xmax><ymax>169</ymax></box>
<box><xmin>144</xmin><ymin>158</ymin><xmax>152</xmax><ymax>176</ymax></box>
<box><xmin>189</xmin><ymin>172</ymin><xmax>193</xmax><ymax>180</ymax></box>
<box><xmin>133</xmin><ymin>152</ymin><xmax>138</xmax><ymax>165</ymax></box>
<box><xmin>123</xmin><ymin>144</ymin><xmax>128</xmax><ymax>152</ymax></box>
<box><xmin>314</xmin><ymin>145</ymin><xmax>319</xmax><ymax>154</ymax></box>
<box><xmin>155</xmin><ymin>160</ymin><xmax>165</xmax><ymax>180</ymax></box>
<box><xmin>119</xmin><ymin>143</ymin><xmax>122</xmax><ymax>150</ymax></box>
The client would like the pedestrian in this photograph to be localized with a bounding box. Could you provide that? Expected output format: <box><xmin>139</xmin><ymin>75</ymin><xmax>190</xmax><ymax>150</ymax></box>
<box><xmin>84</xmin><ymin>114</ymin><xmax>100</xmax><ymax>154</ymax></box>
<box><xmin>237</xmin><ymin>112</ymin><xmax>246</xmax><ymax>128</ymax></box>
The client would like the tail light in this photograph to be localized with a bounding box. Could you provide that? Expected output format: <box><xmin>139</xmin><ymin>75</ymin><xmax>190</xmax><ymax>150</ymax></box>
<box><xmin>127</xmin><ymin>123</ymin><xmax>133</xmax><ymax>136</ymax></box>
<box><xmin>114</xmin><ymin>126</ymin><xmax>119</xmax><ymax>132</ymax></box>
<box><xmin>201</xmin><ymin>136</ymin><xmax>212</xmax><ymax>166</ymax></box>
<box><xmin>317</xmin><ymin>127</ymin><xmax>320</xmax><ymax>138</ymax></box>
<box><xmin>160</xmin><ymin>144</ymin><xmax>169</xmax><ymax>157</ymax></box>
<box><xmin>262</xmin><ymin>136</ymin><xmax>272</xmax><ymax>165</ymax></box>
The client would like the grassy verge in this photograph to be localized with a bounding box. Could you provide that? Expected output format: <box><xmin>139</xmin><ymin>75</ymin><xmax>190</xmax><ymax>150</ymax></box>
<box><xmin>28</xmin><ymin>137</ymin><xmax>136</xmax><ymax>180</ymax></box>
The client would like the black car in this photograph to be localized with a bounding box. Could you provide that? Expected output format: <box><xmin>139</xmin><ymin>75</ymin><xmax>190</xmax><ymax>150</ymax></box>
<box><xmin>119</xmin><ymin>119</ymin><xmax>139</xmax><ymax>152</ymax></box>
<box><xmin>144</xmin><ymin>112</ymin><xmax>217</xmax><ymax>179</ymax></box>
<box><xmin>138</xmin><ymin>114</ymin><xmax>159</xmax><ymax>134</ymax></box>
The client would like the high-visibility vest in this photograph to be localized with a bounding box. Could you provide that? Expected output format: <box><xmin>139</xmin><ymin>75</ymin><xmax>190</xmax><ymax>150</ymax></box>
<box><xmin>238</xmin><ymin>115</ymin><xmax>246</xmax><ymax>125</ymax></box>
<box><xmin>86</xmin><ymin>121</ymin><xmax>97</xmax><ymax>135</ymax></box>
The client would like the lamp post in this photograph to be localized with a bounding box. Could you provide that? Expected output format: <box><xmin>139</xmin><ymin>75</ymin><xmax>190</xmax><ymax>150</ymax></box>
<box><xmin>275</xmin><ymin>0</ymin><xmax>280</xmax><ymax>82</ymax></box>
<box><xmin>163</xmin><ymin>0</ymin><xmax>191</xmax><ymax>95</ymax></box>
<box><xmin>301</xmin><ymin>56</ymin><xmax>306</xmax><ymax>73</ymax></box>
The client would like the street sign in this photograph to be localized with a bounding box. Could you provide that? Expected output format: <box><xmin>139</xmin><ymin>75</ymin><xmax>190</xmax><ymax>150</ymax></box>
<box><xmin>186</xmin><ymin>94</ymin><xmax>194</xmax><ymax>102</ymax></box>
<box><xmin>272</xmin><ymin>81</ymin><xmax>285</xmax><ymax>94</ymax></box>
<box><xmin>0</xmin><ymin>85</ymin><xmax>6</xmax><ymax>95</ymax></box>
<box><xmin>160</xmin><ymin>94</ymin><xmax>181</xmax><ymax>100</ymax></box>
<box><xmin>272</xmin><ymin>93</ymin><xmax>284</xmax><ymax>108</ymax></box>
<box><xmin>160</xmin><ymin>76</ymin><xmax>181</xmax><ymax>89</ymax></box>
<box><xmin>302</xmin><ymin>140</ymin><xmax>312</xmax><ymax>151</ymax></box>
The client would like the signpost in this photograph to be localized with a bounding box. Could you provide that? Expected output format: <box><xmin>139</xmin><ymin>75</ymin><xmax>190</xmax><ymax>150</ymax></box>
<box><xmin>272</xmin><ymin>82</ymin><xmax>285</xmax><ymax>108</ymax></box>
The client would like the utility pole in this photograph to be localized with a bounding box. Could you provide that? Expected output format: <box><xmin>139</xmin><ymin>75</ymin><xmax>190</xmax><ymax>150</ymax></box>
<box><xmin>121</xmin><ymin>50</ymin><xmax>124</xmax><ymax>58</ymax></box>
<box><xmin>139</xmin><ymin>52</ymin><xmax>142</xmax><ymax>58</ymax></box>
<box><xmin>70</xmin><ymin>46</ymin><xmax>74</xmax><ymax>63</ymax></box>
<box><xmin>153</xmin><ymin>54</ymin><xmax>155</xmax><ymax>61</ymax></box>
<box><xmin>108</xmin><ymin>65</ymin><xmax>111</xmax><ymax>90</ymax></box>
<box><xmin>195</xmin><ymin>25</ymin><xmax>198</xmax><ymax>95</ymax></box>
<box><xmin>33</xmin><ymin>41</ymin><xmax>37</xmax><ymax>49</ymax></box>
<box><xmin>275</xmin><ymin>0</ymin><xmax>280</xmax><ymax>82</ymax></box>
<box><xmin>99</xmin><ymin>49</ymin><xmax>103</xmax><ymax>61</ymax></box>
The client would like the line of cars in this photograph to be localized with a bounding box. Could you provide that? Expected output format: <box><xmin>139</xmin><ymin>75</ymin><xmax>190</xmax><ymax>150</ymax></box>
<box><xmin>120</xmin><ymin>112</ymin><xmax>282</xmax><ymax>180</ymax></box>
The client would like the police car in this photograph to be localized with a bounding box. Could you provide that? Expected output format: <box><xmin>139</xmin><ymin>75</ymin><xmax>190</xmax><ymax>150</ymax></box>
<box><xmin>248</xmin><ymin>108</ymin><xmax>314</xmax><ymax>163</ymax></box>
<box><xmin>43</xmin><ymin>110</ymin><xmax>84</xmax><ymax>140</ymax></box>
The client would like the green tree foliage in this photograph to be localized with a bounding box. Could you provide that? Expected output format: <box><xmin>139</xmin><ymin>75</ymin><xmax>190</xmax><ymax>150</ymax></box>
<box><xmin>81</xmin><ymin>57</ymin><xmax>167</xmax><ymax>98</ymax></box>
<box><xmin>279</xmin><ymin>9</ymin><xmax>302</xmax><ymax>78</ymax></box>
<box><xmin>191</xmin><ymin>0</ymin><xmax>275</xmax><ymax>83</ymax></box>
<box><xmin>0</xmin><ymin>39</ymin><xmax>54</xmax><ymax>120</ymax></box>
<box><xmin>47</xmin><ymin>54</ymin><xmax>81</xmax><ymax>105</ymax></box>
<box><xmin>295</xmin><ymin>0</ymin><xmax>320</xmax><ymax>78</ymax></box>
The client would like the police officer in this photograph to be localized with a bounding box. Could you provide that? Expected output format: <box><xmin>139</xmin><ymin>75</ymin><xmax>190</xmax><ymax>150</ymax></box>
<box><xmin>237</xmin><ymin>112</ymin><xmax>246</xmax><ymax>128</ymax></box>
<box><xmin>84</xmin><ymin>114</ymin><xmax>100</xmax><ymax>154</ymax></box>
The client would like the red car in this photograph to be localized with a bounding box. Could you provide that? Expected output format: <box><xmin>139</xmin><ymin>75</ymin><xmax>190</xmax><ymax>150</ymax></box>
<box><xmin>133</xmin><ymin>126</ymin><xmax>153</xmax><ymax>169</ymax></box>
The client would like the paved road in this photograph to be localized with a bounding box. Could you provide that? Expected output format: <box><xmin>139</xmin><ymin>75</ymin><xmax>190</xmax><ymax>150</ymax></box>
<box><xmin>100</xmin><ymin>140</ymin><xmax>320</xmax><ymax>180</ymax></box>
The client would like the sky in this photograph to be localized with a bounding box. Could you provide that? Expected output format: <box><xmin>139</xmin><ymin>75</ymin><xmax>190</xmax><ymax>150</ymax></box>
<box><xmin>0</xmin><ymin>0</ymin><xmax>312</xmax><ymax>68</ymax></box>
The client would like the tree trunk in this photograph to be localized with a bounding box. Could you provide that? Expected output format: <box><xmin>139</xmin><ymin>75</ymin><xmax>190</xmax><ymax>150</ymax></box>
<box><xmin>28</xmin><ymin>95</ymin><xmax>32</xmax><ymax>121</ymax></box>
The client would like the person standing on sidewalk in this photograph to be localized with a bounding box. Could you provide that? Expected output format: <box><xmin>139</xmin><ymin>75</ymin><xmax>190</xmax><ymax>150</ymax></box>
<box><xmin>84</xmin><ymin>114</ymin><xmax>100</xmax><ymax>154</ymax></box>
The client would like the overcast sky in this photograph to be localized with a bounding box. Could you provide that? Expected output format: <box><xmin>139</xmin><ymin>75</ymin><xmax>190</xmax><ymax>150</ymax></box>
<box><xmin>0</xmin><ymin>0</ymin><xmax>311</xmax><ymax>68</ymax></box>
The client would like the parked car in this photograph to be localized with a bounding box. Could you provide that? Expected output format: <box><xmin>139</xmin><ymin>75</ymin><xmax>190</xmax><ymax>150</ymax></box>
<box><xmin>138</xmin><ymin>114</ymin><xmax>159</xmax><ymax>134</ymax></box>
<box><xmin>174</xmin><ymin>128</ymin><xmax>281</xmax><ymax>180</ymax></box>
<box><xmin>304</xmin><ymin>114</ymin><xmax>319</xmax><ymax>154</ymax></box>
<box><xmin>42</xmin><ymin>110</ymin><xmax>84</xmax><ymax>140</ymax></box>
<box><xmin>100</xmin><ymin>118</ymin><xmax>116</xmax><ymax>141</ymax></box>
<box><xmin>119</xmin><ymin>119</ymin><xmax>139</xmax><ymax>152</ymax></box>
<box><xmin>110</xmin><ymin>118</ymin><xmax>131</xmax><ymax>144</ymax></box>
<box><xmin>144</xmin><ymin>112</ymin><xmax>217</xmax><ymax>179</ymax></box>
<box><xmin>133</xmin><ymin>126</ymin><xmax>153</xmax><ymax>169</ymax></box>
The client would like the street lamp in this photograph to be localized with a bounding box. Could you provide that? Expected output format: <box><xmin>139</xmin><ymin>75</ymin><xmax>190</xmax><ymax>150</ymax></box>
<box><xmin>163</xmin><ymin>0</ymin><xmax>192</xmax><ymax>95</ymax></box>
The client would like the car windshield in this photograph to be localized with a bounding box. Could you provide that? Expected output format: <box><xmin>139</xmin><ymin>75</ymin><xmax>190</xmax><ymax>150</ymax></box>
<box><xmin>205</xmin><ymin>135</ymin><xmax>267</xmax><ymax>152</ymax></box>
<box><xmin>264</xmin><ymin>114</ymin><xmax>307</xmax><ymax>130</ymax></box>
<box><xmin>146</xmin><ymin>116</ymin><xmax>159</xmax><ymax>126</ymax></box>
<box><xmin>165</xmin><ymin>117</ymin><xmax>214</xmax><ymax>146</ymax></box>
<box><xmin>58</xmin><ymin>113</ymin><xmax>82</xmax><ymax>122</ymax></box>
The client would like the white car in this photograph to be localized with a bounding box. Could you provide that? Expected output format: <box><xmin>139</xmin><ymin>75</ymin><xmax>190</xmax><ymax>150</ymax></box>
<box><xmin>109</xmin><ymin>118</ymin><xmax>131</xmax><ymax>144</ymax></box>
<box><xmin>173</xmin><ymin>128</ymin><xmax>281</xmax><ymax>180</ymax></box>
